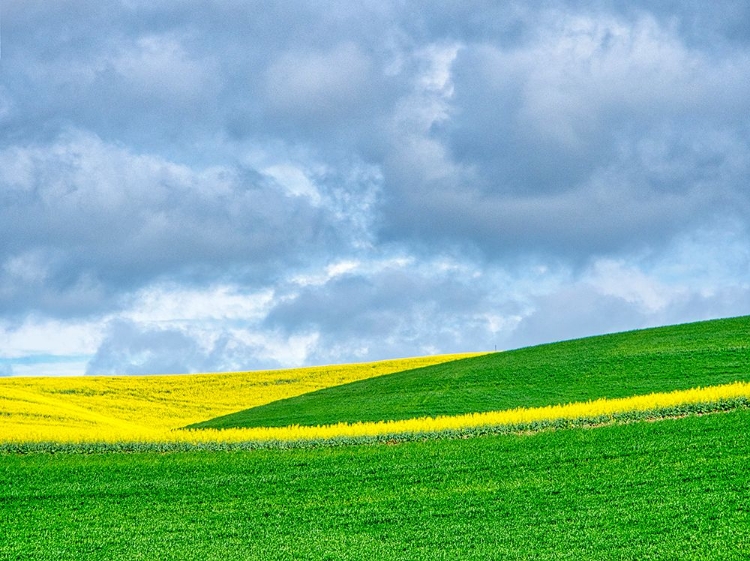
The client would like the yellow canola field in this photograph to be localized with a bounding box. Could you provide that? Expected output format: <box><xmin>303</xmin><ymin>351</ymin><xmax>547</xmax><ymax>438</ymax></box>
<box><xmin>2</xmin><ymin>378</ymin><xmax>748</xmax><ymax>445</ymax></box>
<box><xmin>0</xmin><ymin>353</ymin><xmax>480</xmax><ymax>443</ymax></box>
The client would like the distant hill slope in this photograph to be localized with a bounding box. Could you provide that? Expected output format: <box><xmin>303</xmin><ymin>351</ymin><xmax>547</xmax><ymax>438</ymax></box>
<box><xmin>0</xmin><ymin>354</ymin><xmax>476</xmax><ymax>443</ymax></box>
<box><xmin>190</xmin><ymin>316</ymin><xmax>750</xmax><ymax>429</ymax></box>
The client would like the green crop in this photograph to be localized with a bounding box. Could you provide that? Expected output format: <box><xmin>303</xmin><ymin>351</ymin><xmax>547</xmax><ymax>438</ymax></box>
<box><xmin>192</xmin><ymin>315</ymin><xmax>750</xmax><ymax>429</ymax></box>
<box><xmin>2</xmin><ymin>410</ymin><xmax>748</xmax><ymax>560</ymax></box>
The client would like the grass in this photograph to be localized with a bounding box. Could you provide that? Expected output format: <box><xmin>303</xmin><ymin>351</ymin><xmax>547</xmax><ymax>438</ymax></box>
<box><xmin>191</xmin><ymin>315</ymin><xmax>750</xmax><ymax>429</ymax></box>
<box><xmin>2</xmin><ymin>409</ymin><xmax>748</xmax><ymax>560</ymax></box>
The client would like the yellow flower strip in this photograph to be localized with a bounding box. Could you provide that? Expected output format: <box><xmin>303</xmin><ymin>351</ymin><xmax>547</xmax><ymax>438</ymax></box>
<box><xmin>183</xmin><ymin>380</ymin><xmax>750</xmax><ymax>444</ymax></box>
<box><xmin>3</xmin><ymin>381</ymin><xmax>748</xmax><ymax>445</ymax></box>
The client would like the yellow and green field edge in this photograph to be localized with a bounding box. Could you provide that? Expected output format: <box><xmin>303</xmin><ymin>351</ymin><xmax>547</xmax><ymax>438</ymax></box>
<box><xmin>3</xmin><ymin>381</ymin><xmax>749</xmax><ymax>454</ymax></box>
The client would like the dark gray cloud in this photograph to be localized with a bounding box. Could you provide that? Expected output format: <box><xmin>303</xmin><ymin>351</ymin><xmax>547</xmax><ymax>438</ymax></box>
<box><xmin>3</xmin><ymin>1</ymin><xmax>749</xmax><ymax>262</ymax></box>
<box><xmin>378</xmin><ymin>10</ymin><xmax>750</xmax><ymax>258</ymax></box>
<box><xmin>0</xmin><ymin>1</ymin><xmax>403</xmax><ymax>155</ymax></box>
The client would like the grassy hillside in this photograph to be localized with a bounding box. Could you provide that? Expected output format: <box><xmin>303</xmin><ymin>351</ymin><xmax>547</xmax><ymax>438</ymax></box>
<box><xmin>3</xmin><ymin>409</ymin><xmax>748</xmax><ymax>560</ymax></box>
<box><xmin>192</xmin><ymin>315</ymin><xmax>750</xmax><ymax>429</ymax></box>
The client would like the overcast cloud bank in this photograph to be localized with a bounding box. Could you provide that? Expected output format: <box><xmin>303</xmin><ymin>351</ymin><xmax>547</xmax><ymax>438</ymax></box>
<box><xmin>2</xmin><ymin>1</ymin><xmax>749</xmax><ymax>375</ymax></box>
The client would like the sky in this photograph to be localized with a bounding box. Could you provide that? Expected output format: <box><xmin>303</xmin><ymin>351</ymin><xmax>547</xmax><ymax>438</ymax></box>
<box><xmin>1</xmin><ymin>1</ymin><xmax>750</xmax><ymax>376</ymax></box>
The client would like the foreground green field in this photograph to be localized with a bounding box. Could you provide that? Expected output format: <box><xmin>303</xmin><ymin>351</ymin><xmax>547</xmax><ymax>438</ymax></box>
<box><xmin>192</xmin><ymin>316</ymin><xmax>750</xmax><ymax>429</ymax></box>
<box><xmin>2</xmin><ymin>409</ymin><xmax>748</xmax><ymax>560</ymax></box>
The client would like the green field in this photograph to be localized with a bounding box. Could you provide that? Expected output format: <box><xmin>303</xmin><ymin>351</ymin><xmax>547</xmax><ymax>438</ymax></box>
<box><xmin>2</xmin><ymin>410</ymin><xmax>748</xmax><ymax>560</ymax></box>
<box><xmin>2</xmin><ymin>316</ymin><xmax>750</xmax><ymax>559</ymax></box>
<box><xmin>191</xmin><ymin>316</ymin><xmax>750</xmax><ymax>429</ymax></box>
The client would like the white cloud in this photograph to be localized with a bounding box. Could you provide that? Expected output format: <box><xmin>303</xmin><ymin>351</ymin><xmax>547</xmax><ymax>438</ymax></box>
<box><xmin>110</xmin><ymin>34</ymin><xmax>220</xmax><ymax>102</ymax></box>
<box><xmin>0</xmin><ymin>318</ymin><xmax>102</xmax><ymax>359</ymax></box>
<box><xmin>586</xmin><ymin>259</ymin><xmax>676</xmax><ymax>313</ymax></box>
<box><xmin>289</xmin><ymin>260</ymin><xmax>362</xmax><ymax>288</ymax></box>
<box><xmin>263</xmin><ymin>164</ymin><xmax>322</xmax><ymax>204</ymax></box>
<box><xmin>126</xmin><ymin>283</ymin><xmax>275</xmax><ymax>324</ymax></box>
<box><xmin>387</xmin><ymin>43</ymin><xmax>464</xmax><ymax>184</ymax></box>
<box><xmin>265</xmin><ymin>42</ymin><xmax>374</xmax><ymax>121</ymax></box>
<box><xmin>2</xmin><ymin>252</ymin><xmax>50</xmax><ymax>285</ymax></box>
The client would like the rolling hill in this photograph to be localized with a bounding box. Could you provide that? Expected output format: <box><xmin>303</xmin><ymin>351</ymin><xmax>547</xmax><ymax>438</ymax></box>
<box><xmin>190</xmin><ymin>315</ymin><xmax>750</xmax><ymax>430</ymax></box>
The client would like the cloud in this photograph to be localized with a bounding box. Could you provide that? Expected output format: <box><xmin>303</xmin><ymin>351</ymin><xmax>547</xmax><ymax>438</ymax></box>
<box><xmin>264</xmin><ymin>258</ymin><xmax>521</xmax><ymax>362</ymax></box>
<box><xmin>507</xmin><ymin>250</ymin><xmax>750</xmax><ymax>349</ymax></box>
<box><xmin>5</xmin><ymin>4</ymin><xmax>748</xmax><ymax>265</ymax></box>
<box><xmin>0</xmin><ymin>130</ymin><xmax>346</xmax><ymax>317</ymax></box>
<box><xmin>85</xmin><ymin>318</ymin><xmax>317</xmax><ymax>375</ymax></box>
<box><xmin>3</xmin><ymin>1</ymin><xmax>750</xmax><ymax>374</ymax></box>
<box><xmin>264</xmin><ymin>43</ymin><xmax>376</xmax><ymax>125</ymax></box>
<box><xmin>378</xmin><ymin>10</ymin><xmax>750</xmax><ymax>259</ymax></box>
<box><xmin>507</xmin><ymin>286</ymin><xmax>647</xmax><ymax>348</ymax></box>
<box><xmin>0</xmin><ymin>317</ymin><xmax>100</xmax><ymax>359</ymax></box>
<box><xmin>107</xmin><ymin>34</ymin><xmax>220</xmax><ymax>104</ymax></box>
<box><xmin>86</xmin><ymin>320</ymin><xmax>205</xmax><ymax>375</ymax></box>
<box><xmin>507</xmin><ymin>281</ymin><xmax>750</xmax><ymax>350</ymax></box>
<box><xmin>86</xmin><ymin>320</ymin><xmax>278</xmax><ymax>375</ymax></box>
